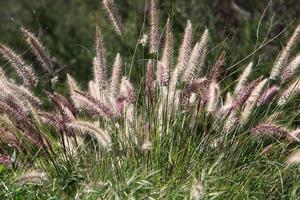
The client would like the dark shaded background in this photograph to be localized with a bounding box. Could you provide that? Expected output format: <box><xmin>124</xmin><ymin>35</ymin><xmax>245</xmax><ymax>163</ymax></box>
<box><xmin>0</xmin><ymin>0</ymin><xmax>299</xmax><ymax>92</ymax></box>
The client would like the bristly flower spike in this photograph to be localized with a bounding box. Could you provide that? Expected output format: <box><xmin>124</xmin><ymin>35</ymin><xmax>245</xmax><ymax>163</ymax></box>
<box><xmin>257</xmin><ymin>85</ymin><xmax>279</xmax><ymax>106</ymax></box>
<box><xmin>102</xmin><ymin>0</ymin><xmax>123</xmax><ymax>35</ymax></box>
<box><xmin>270</xmin><ymin>24</ymin><xmax>300</xmax><ymax>80</ymax></box>
<box><xmin>251</xmin><ymin>123</ymin><xmax>288</xmax><ymax>138</ymax></box>
<box><xmin>21</xmin><ymin>27</ymin><xmax>53</xmax><ymax>75</ymax></box>
<box><xmin>110</xmin><ymin>53</ymin><xmax>122</xmax><ymax>101</ymax></box>
<box><xmin>157</xmin><ymin>18</ymin><xmax>173</xmax><ymax>86</ymax></box>
<box><xmin>281</xmin><ymin>53</ymin><xmax>300</xmax><ymax>83</ymax></box>
<box><xmin>0</xmin><ymin>44</ymin><xmax>37</xmax><ymax>87</ymax></box>
<box><xmin>183</xmin><ymin>28</ymin><xmax>209</xmax><ymax>82</ymax></box>
<box><xmin>94</xmin><ymin>26</ymin><xmax>108</xmax><ymax>94</ymax></box>
<box><xmin>278</xmin><ymin>79</ymin><xmax>300</xmax><ymax>105</ymax></box>
<box><xmin>149</xmin><ymin>0</ymin><xmax>159</xmax><ymax>53</ymax></box>
<box><xmin>234</xmin><ymin>62</ymin><xmax>252</xmax><ymax>96</ymax></box>
<box><xmin>240</xmin><ymin>78</ymin><xmax>268</xmax><ymax>125</ymax></box>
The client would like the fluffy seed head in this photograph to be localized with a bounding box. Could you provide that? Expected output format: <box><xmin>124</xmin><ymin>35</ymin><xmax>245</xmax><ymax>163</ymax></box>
<box><xmin>270</xmin><ymin>24</ymin><xmax>300</xmax><ymax>80</ymax></box>
<box><xmin>281</xmin><ymin>53</ymin><xmax>300</xmax><ymax>83</ymax></box>
<box><xmin>21</xmin><ymin>27</ymin><xmax>53</xmax><ymax>74</ymax></box>
<box><xmin>120</xmin><ymin>77</ymin><xmax>135</xmax><ymax>103</ymax></box>
<box><xmin>207</xmin><ymin>82</ymin><xmax>220</xmax><ymax>113</ymax></box>
<box><xmin>176</xmin><ymin>20</ymin><xmax>193</xmax><ymax>74</ymax></box>
<box><xmin>251</xmin><ymin>123</ymin><xmax>288</xmax><ymax>138</ymax></box>
<box><xmin>286</xmin><ymin>149</ymin><xmax>300</xmax><ymax>166</ymax></box>
<box><xmin>207</xmin><ymin>51</ymin><xmax>225</xmax><ymax>83</ymax></box>
<box><xmin>88</xmin><ymin>81</ymin><xmax>99</xmax><ymax>99</ymax></box>
<box><xmin>224</xmin><ymin>112</ymin><xmax>238</xmax><ymax>132</ymax></box>
<box><xmin>234</xmin><ymin>62</ymin><xmax>252</xmax><ymax>96</ymax></box>
<box><xmin>102</xmin><ymin>0</ymin><xmax>123</xmax><ymax>35</ymax></box>
<box><xmin>0</xmin><ymin>44</ymin><xmax>37</xmax><ymax>87</ymax></box>
<box><xmin>231</xmin><ymin>76</ymin><xmax>263</xmax><ymax>112</ymax></box>
<box><xmin>110</xmin><ymin>53</ymin><xmax>122</xmax><ymax>100</ymax></box>
<box><xmin>240</xmin><ymin>78</ymin><xmax>268</xmax><ymax>125</ymax></box>
<box><xmin>16</xmin><ymin>170</ymin><xmax>47</xmax><ymax>185</ymax></box>
<box><xmin>224</xmin><ymin>92</ymin><xmax>233</xmax><ymax>106</ymax></box>
<box><xmin>191</xmin><ymin>180</ymin><xmax>204</xmax><ymax>200</ymax></box>
<box><xmin>183</xmin><ymin>28</ymin><xmax>209</xmax><ymax>82</ymax></box>
<box><xmin>157</xmin><ymin>18</ymin><xmax>173</xmax><ymax>86</ymax></box>
<box><xmin>94</xmin><ymin>27</ymin><xmax>108</xmax><ymax>94</ymax></box>
<box><xmin>288</xmin><ymin>129</ymin><xmax>300</xmax><ymax>142</ymax></box>
<box><xmin>182</xmin><ymin>78</ymin><xmax>207</xmax><ymax>106</ymax></box>
<box><xmin>67</xmin><ymin>73</ymin><xmax>81</xmax><ymax>99</ymax></box>
<box><xmin>278</xmin><ymin>79</ymin><xmax>300</xmax><ymax>105</ymax></box>
<box><xmin>257</xmin><ymin>85</ymin><xmax>279</xmax><ymax>106</ymax></box>
<box><xmin>67</xmin><ymin>120</ymin><xmax>111</xmax><ymax>147</ymax></box>
<box><xmin>72</xmin><ymin>91</ymin><xmax>114</xmax><ymax>118</ymax></box>
<box><xmin>3</xmin><ymin>80</ymin><xmax>42</xmax><ymax>108</ymax></box>
<box><xmin>149</xmin><ymin>0</ymin><xmax>159</xmax><ymax>53</ymax></box>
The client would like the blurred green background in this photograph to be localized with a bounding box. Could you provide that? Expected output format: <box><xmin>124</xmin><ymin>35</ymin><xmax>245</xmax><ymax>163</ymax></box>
<box><xmin>0</xmin><ymin>0</ymin><xmax>299</xmax><ymax>91</ymax></box>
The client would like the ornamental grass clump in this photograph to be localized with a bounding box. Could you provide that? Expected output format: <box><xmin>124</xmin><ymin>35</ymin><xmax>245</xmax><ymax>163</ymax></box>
<box><xmin>0</xmin><ymin>1</ymin><xmax>299</xmax><ymax>199</ymax></box>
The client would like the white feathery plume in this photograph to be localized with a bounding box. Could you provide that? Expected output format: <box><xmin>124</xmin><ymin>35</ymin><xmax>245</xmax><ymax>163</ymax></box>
<box><xmin>224</xmin><ymin>92</ymin><xmax>233</xmax><ymax>106</ymax></box>
<box><xmin>110</xmin><ymin>53</ymin><xmax>122</xmax><ymax>101</ymax></box>
<box><xmin>67</xmin><ymin>120</ymin><xmax>111</xmax><ymax>147</ymax></box>
<box><xmin>120</xmin><ymin>77</ymin><xmax>135</xmax><ymax>123</ymax></box>
<box><xmin>94</xmin><ymin>27</ymin><xmax>108</xmax><ymax>95</ymax></box>
<box><xmin>168</xmin><ymin>67</ymin><xmax>179</xmax><ymax>103</ymax></box>
<box><xmin>224</xmin><ymin>112</ymin><xmax>238</xmax><ymax>132</ymax></box>
<box><xmin>196</xmin><ymin>29</ymin><xmax>209</xmax><ymax>76</ymax></box>
<box><xmin>158</xmin><ymin>86</ymin><xmax>168</xmax><ymax>123</ymax></box>
<box><xmin>176</xmin><ymin>20</ymin><xmax>193</xmax><ymax>74</ymax></box>
<box><xmin>102</xmin><ymin>0</ymin><xmax>123</xmax><ymax>35</ymax></box>
<box><xmin>278</xmin><ymin>79</ymin><xmax>300</xmax><ymax>105</ymax></box>
<box><xmin>234</xmin><ymin>62</ymin><xmax>252</xmax><ymax>96</ymax></box>
<box><xmin>21</xmin><ymin>27</ymin><xmax>53</xmax><ymax>74</ymax></box>
<box><xmin>183</xmin><ymin>28</ymin><xmax>209</xmax><ymax>82</ymax></box>
<box><xmin>286</xmin><ymin>149</ymin><xmax>300</xmax><ymax>166</ymax></box>
<box><xmin>120</xmin><ymin>77</ymin><xmax>135</xmax><ymax>103</ymax></box>
<box><xmin>67</xmin><ymin>73</ymin><xmax>80</xmax><ymax>95</ymax></box>
<box><xmin>191</xmin><ymin>180</ymin><xmax>204</xmax><ymax>200</ymax></box>
<box><xmin>72</xmin><ymin>91</ymin><xmax>113</xmax><ymax>118</ymax></box>
<box><xmin>67</xmin><ymin>73</ymin><xmax>81</xmax><ymax>106</ymax></box>
<box><xmin>0</xmin><ymin>44</ymin><xmax>37</xmax><ymax>87</ymax></box>
<box><xmin>240</xmin><ymin>78</ymin><xmax>268</xmax><ymax>125</ymax></box>
<box><xmin>0</xmin><ymin>80</ymin><xmax>32</xmax><ymax>113</ymax></box>
<box><xmin>270</xmin><ymin>25</ymin><xmax>300</xmax><ymax>80</ymax></box>
<box><xmin>251</xmin><ymin>123</ymin><xmax>288</xmax><ymax>138</ymax></box>
<box><xmin>93</xmin><ymin>57</ymin><xmax>104</xmax><ymax>98</ymax></box>
<box><xmin>216</xmin><ymin>92</ymin><xmax>233</xmax><ymax>119</ymax></box>
<box><xmin>173</xmin><ymin>90</ymin><xmax>181</xmax><ymax>110</ymax></box>
<box><xmin>183</xmin><ymin>42</ymin><xmax>199</xmax><ymax>81</ymax></box>
<box><xmin>169</xmin><ymin>21</ymin><xmax>193</xmax><ymax>101</ymax></box>
<box><xmin>288</xmin><ymin>129</ymin><xmax>300</xmax><ymax>142</ymax></box>
<box><xmin>149</xmin><ymin>0</ymin><xmax>159</xmax><ymax>53</ymax></box>
<box><xmin>157</xmin><ymin>18</ymin><xmax>173</xmax><ymax>86</ymax></box>
<box><xmin>257</xmin><ymin>85</ymin><xmax>279</xmax><ymax>106</ymax></box>
<box><xmin>3</xmin><ymin>80</ymin><xmax>42</xmax><ymax>108</ymax></box>
<box><xmin>88</xmin><ymin>80</ymin><xmax>99</xmax><ymax>99</ymax></box>
<box><xmin>207</xmin><ymin>82</ymin><xmax>220</xmax><ymax>113</ymax></box>
<box><xmin>16</xmin><ymin>170</ymin><xmax>47</xmax><ymax>185</ymax></box>
<box><xmin>281</xmin><ymin>53</ymin><xmax>300</xmax><ymax>83</ymax></box>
